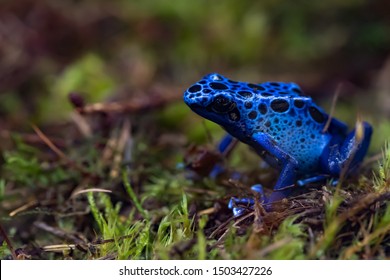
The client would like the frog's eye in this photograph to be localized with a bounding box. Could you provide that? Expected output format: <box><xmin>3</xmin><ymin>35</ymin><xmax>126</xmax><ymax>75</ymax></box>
<box><xmin>211</xmin><ymin>95</ymin><xmax>235</xmax><ymax>113</ymax></box>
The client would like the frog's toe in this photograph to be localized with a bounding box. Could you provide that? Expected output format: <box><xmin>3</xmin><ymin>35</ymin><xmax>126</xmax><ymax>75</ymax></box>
<box><xmin>296</xmin><ymin>175</ymin><xmax>331</xmax><ymax>187</ymax></box>
<box><xmin>296</xmin><ymin>175</ymin><xmax>338</xmax><ymax>187</ymax></box>
<box><xmin>232</xmin><ymin>206</ymin><xmax>247</xmax><ymax>217</ymax></box>
<box><xmin>250</xmin><ymin>184</ymin><xmax>266</xmax><ymax>202</ymax></box>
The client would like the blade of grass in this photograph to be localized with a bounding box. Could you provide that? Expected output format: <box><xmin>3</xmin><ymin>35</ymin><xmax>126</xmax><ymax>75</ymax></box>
<box><xmin>122</xmin><ymin>170</ymin><xmax>148</xmax><ymax>219</ymax></box>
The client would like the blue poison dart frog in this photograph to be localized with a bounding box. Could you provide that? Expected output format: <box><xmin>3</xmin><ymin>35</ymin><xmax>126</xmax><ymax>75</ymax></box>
<box><xmin>183</xmin><ymin>73</ymin><xmax>372</xmax><ymax>216</ymax></box>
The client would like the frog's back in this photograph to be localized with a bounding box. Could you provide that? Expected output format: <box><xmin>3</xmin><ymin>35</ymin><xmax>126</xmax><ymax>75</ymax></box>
<box><xmin>229</xmin><ymin>78</ymin><xmax>334</xmax><ymax>173</ymax></box>
<box><xmin>245</xmin><ymin>94</ymin><xmax>332</xmax><ymax>173</ymax></box>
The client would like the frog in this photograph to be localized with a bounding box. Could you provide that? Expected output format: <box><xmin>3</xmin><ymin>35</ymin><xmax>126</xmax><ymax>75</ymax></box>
<box><xmin>183</xmin><ymin>73</ymin><xmax>372</xmax><ymax>216</ymax></box>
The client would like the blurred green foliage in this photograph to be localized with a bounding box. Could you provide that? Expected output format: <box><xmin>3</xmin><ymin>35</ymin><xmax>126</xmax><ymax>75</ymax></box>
<box><xmin>0</xmin><ymin>0</ymin><xmax>388</xmax><ymax>123</ymax></box>
<box><xmin>2</xmin><ymin>138</ymin><xmax>70</xmax><ymax>187</ymax></box>
<box><xmin>41</xmin><ymin>54</ymin><xmax>115</xmax><ymax>121</ymax></box>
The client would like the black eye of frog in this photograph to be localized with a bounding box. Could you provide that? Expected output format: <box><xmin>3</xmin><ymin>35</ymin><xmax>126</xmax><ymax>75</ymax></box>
<box><xmin>211</xmin><ymin>95</ymin><xmax>235</xmax><ymax>113</ymax></box>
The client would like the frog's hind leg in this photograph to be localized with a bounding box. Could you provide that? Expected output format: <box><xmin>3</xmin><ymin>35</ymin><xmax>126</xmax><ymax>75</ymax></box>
<box><xmin>320</xmin><ymin>121</ymin><xmax>372</xmax><ymax>178</ymax></box>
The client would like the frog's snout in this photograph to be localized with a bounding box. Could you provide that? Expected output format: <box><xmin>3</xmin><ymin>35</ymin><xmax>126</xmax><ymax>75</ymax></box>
<box><xmin>184</xmin><ymin>83</ymin><xmax>210</xmax><ymax>108</ymax></box>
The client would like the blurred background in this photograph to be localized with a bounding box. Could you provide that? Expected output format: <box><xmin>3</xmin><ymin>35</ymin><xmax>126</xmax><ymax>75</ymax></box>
<box><xmin>1</xmin><ymin>1</ymin><xmax>390</xmax><ymax>260</ymax></box>
<box><xmin>0</xmin><ymin>0</ymin><xmax>389</xmax><ymax>144</ymax></box>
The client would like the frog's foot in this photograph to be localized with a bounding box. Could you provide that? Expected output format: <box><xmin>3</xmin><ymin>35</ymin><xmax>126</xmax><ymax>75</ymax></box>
<box><xmin>229</xmin><ymin>175</ymin><xmax>338</xmax><ymax>216</ymax></box>
<box><xmin>228</xmin><ymin>184</ymin><xmax>266</xmax><ymax>216</ymax></box>
<box><xmin>228</xmin><ymin>184</ymin><xmax>295</xmax><ymax>216</ymax></box>
<box><xmin>228</xmin><ymin>197</ymin><xmax>255</xmax><ymax>216</ymax></box>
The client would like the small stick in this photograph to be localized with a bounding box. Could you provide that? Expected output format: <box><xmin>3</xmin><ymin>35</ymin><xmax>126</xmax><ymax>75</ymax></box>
<box><xmin>71</xmin><ymin>188</ymin><xmax>112</xmax><ymax>198</ymax></box>
<box><xmin>337</xmin><ymin>115</ymin><xmax>365</xmax><ymax>189</ymax></box>
<box><xmin>9</xmin><ymin>200</ymin><xmax>37</xmax><ymax>217</ymax></box>
<box><xmin>31</xmin><ymin>124</ymin><xmax>100</xmax><ymax>181</ymax></box>
<box><xmin>322</xmin><ymin>83</ymin><xmax>342</xmax><ymax>133</ymax></box>
<box><xmin>31</xmin><ymin>124</ymin><xmax>67</xmax><ymax>159</ymax></box>
<box><xmin>77</xmin><ymin>91</ymin><xmax>181</xmax><ymax>114</ymax></box>
<box><xmin>34</xmin><ymin>221</ymin><xmax>86</xmax><ymax>244</ymax></box>
<box><xmin>70</xmin><ymin>112</ymin><xmax>92</xmax><ymax>138</ymax></box>
<box><xmin>110</xmin><ymin>118</ymin><xmax>131</xmax><ymax>178</ymax></box>
<box><xmin>0</xmin><ymin>222</ymin><xmax>17</xmax><ymax>259</ymax></box>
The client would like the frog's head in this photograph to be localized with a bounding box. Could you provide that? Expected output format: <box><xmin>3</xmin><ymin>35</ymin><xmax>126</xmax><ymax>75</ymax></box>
<box><xmin>184</xmin><ymin>73</ymin><xmax>256</xmax><ymax>139</ymax></box>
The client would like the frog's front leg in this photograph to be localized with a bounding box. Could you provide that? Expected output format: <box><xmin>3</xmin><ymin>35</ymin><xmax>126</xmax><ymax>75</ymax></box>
<box><xmin>229</xmin><ymin>132</ymin><xmax>299</xmax><ymax>215</ymax></box>
<box><xmin>320</xmin><ymin>121</ymin><xmax>372</xmax><ymax>177</ymax></box>
<box><xmin>217</xmin><ymin>134</ymin><xmax>236</xmax><ymax>155</ymax></box>
<box><xmin>209</xmin><ymin>133</ymin><xmax>238</xmax><ymax>178</ymax></box>
<box><xmin>251</xmin><ymin>132</ymin><xmax>299</xmax><ymax>192</ymax></box>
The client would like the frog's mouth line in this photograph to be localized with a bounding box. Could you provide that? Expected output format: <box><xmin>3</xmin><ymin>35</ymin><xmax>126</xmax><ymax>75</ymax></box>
<box><xmin>186</xmin><ymin>103</ymin><xmax>203</xmax><ymax>110</ymax></box>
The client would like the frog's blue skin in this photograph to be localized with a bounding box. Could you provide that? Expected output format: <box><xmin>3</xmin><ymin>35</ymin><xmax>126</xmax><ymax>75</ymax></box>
<box><xmin>184</xmin><ymin>73</ymin><xmax>372</xmax><ymax>216</ymax></box>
